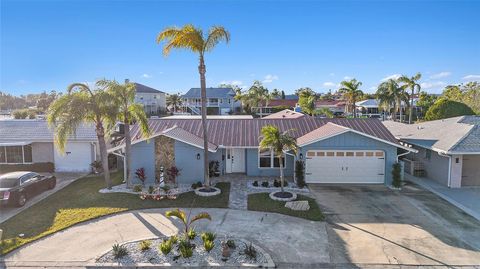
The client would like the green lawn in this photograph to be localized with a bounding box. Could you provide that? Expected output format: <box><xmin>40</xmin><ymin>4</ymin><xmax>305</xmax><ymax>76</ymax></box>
<box><xmin>247</xmin><ymin>193</ymin><xmax>324</xmax><ymax>221</ymax></box>
<box><xmin>0</xmin><ymin>172</ymin><xmax>230</xmax><ymax>255</ymax></box>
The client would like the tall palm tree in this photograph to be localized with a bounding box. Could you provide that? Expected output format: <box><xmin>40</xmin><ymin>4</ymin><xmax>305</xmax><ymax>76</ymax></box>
<box><xmin>157</xmin><ymin>24</ymin><xmax>230</xmax><ymax>188</ymax></box>
<box><xmin>47</xmin><ymin>82</ymin><xmax>116</xmax><ymax>188</ymax></box>
<box><xmin>166</xmin><ymin>93</ymin><xmax>183</xmax><ymax>113</ymax></box>
<box><xmin>339</xmin><ymin>79</ymin><xmax>363</xmax><ymax>118</ymax></box>
<box><xmin>398</xmin><ymin>73</ymin><xmax>422</xmax><ymax>124</ymax></box>
<box><xmin>98</xmin><ymin>79</ymin><xmax>150</xmax><ymax>188</ymax></box>
<box><xmin>259</xmin><ymin>125</ymin><xmax>298</xmax><ymax>194</ymax></box>
<box><xmin>377</xmin><ymin>79</ymin><xmax>409</xmax><ymax>122</ymax></box>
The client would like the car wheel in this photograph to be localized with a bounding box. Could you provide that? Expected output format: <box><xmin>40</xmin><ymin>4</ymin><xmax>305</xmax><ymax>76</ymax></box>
<box><xmin>17</xmin><ymin>193</ymin><xmax>27</xmax><ymax>207</ymax></box>
<box><xmin>48</xmin><ymin>180</ymin><xmax>56</xmax><ymax>190</ymax></box>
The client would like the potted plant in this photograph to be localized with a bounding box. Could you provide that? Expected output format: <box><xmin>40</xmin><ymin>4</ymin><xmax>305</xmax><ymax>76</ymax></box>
<box><xmin>213</xmin><ymin>161</ymin><xmax>220</xmax><ymax>177</ymax></box>
<box><xmin>90</xmin><ymin>160</ymin><xmax>102</xmax><ymax>174</ymax></box>
<box><xmin>135</xmin><ymin>167</ymin><xmax>147</xmax><ymax>186</ymax></box>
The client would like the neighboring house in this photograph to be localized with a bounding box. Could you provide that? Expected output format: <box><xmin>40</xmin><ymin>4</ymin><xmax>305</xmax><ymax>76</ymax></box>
<box><xmin>383</xmin><ymin>116</ymin><xmax>480</xmax><ymax>188</ymax></box>
<box><xmin>181</xmin><ymin>87</ymin><xmax>240</xmax><ymax>115</ymax></box>
<box><xmin>0</xmin><ymin>120</ymin><xmax>98</xmax><ymax>173</ymax></box>
<box><xmin>255</xmin><ymin>99</ymin><xmax>299</xmax><ymax>117</ymax></box>
<box><xmin>263</xmin><ymin>109</ymin><xmax>305</xmax><ymax>119</ymax></box>
<box><xmin>357</xmin><ymin>99</ymin><xmax>421</xmax><ymax>120</ymax></box>
<box><xmin>133</xmin><ymin>82</ymin><xmax>167</xmax><ymax>116</ymax></box>
<box><xmin>109</xmin><ymin>117</ymin><xmax>414</xmax><ymax>186</ymax></box>
<box><xmin>315</xmin><ymin>100</ymin><xmax>346</xmax><ymax>115</ymax></box>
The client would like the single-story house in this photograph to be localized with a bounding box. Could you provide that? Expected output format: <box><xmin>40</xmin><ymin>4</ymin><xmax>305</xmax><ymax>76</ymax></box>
<box><xmin>383</xmin><ymin>116</ymin><xmax>480</xmax><ymax>188</ymax></box>
<box><xmin>262</xmin><ymin>109</ymin><xmax>306</xmax><ymax>119</ymax></box>
<box><xmin>109</xmin><ymin>117</ymin><xmax>415</xmax><ymax>186</ymax></box>
<box><xmin>254</xmin><ymin>99</ymin><xmax>299</xmax><ymax>117</ymax></box>
<box><xmin>315</xmin><ymin>100</ymin><xmax>346</xmax><ymax>115</ymax></box>
<box><xmin>0</xmin><ymin>120</ymin><xmax>98</xmax><ymax>173</ymax></box>
<box><xmin>181</xmin><ymin>87</ymin><xmax>241</xmax><ymax>115</ymax></box>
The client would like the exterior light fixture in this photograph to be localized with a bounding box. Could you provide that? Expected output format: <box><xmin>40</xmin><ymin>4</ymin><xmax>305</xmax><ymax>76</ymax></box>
<box><xmin>196</xmin><ymin>153</ymin><xmax>201</xmax><ymax>160</ymax></box>
<box><xmin>299</xmin><ymin>153</ymin><xmax>303</xmax><ymax>160</ymax></box>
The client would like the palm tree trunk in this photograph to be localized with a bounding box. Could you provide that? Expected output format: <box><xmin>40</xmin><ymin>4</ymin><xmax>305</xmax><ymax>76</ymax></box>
<box><xmin>96</xmin><ymin>122</ymin><xmax>112</xmax><ymax>189</ymax></box>
<box><xmin>352</xmin><ymin>97</ymin><xmax>356</xmax><ymax>118</ymax></box>
<box><xmin>198</xmin><ymin>55</ymin><xmax>210</xmax><ymax>188</ymax></box>
<box><xmin>279</xmin><ymin>155</ymin><xmax>284</xmax><ymax>193</ymax></box>
<box><xmin>124</xmin><ymin>120</ymin><xmax>132</xmax><ymax>188</ymax></box>
<box><xmin>409</xmin><ymin>88</ymin><xmax>414</xmax><ymax>124</ymax></box>
<box><xmin>399</xmin><ymin>99</ymin><xmax>403</xmax><ymax>123</ymax></box>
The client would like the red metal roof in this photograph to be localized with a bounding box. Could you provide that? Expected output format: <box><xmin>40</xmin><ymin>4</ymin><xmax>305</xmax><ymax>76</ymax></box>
<box><xmin>129</xmin><ymin>118</ymin><xmax>399</xmax><ymax>148</ymax></box>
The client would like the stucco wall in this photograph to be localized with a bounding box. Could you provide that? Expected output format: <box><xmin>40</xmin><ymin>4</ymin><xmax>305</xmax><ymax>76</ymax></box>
<box><xmin>245</xmin><ymin>148</ymin><xmax>294</xmax><ymax>177</ymax></box>
<box><xmin>462</xmin><ymin>154</ymin><xmax>480</xmax><ymax>186</ymax></box>
<box><xmin>32</xmin><ymin>142</ymin><xmax>54</xmax><ymax>163</ymax></box>
<box><xmin>299</xmin><ymin>131</ymin><xmax>398</xmax><ymax>185</ymax></box>
<box><xmin>130</xmin><ymin>140</ymin><xmax>156</xmax><ymax>185</ymax></box>
<box><xmin>409</xmin><ymin>147</ymin><xmax>449</xmax><ymax>186</ymax></box>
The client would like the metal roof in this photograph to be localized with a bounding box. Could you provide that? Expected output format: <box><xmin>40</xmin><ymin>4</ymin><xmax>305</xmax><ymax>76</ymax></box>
<box><xmin>383</xmin><ymin>116</ymin><xmax>480</xmax><ymax>153</ymax></box>
<box><xmin>163</xmin><ymin>126</ymin><xmax>217</xmax><ymax>152</ymax></box>
<box><xmin>182</xmin><ymin>88</ymin><xmax>235</xmax><ymax>98</ymax></box>
<box><xmin>127</xmin><ymin>117</ymin><xmax>399</xmax><ymax>148</ymax></box>
<box><xmin>0</xmin><ymin>120</ymin><xmax>97</xmax><ymax>142</ymax></box>
<box><xmin>297</xmin><ymin>122</ymin><xmax>348</xmax><ymax>146</ymax></box>
<box><xmin>263</xmin><ymin>109</ymin><xmax>306</xmax><ymax>119</ymax></box>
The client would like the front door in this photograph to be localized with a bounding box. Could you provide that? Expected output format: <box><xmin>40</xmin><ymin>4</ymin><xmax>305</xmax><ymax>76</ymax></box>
<box><xmin>226</xmin><ymin>148</ymin><xmax>245</xmax><ymax>173</ymax></box>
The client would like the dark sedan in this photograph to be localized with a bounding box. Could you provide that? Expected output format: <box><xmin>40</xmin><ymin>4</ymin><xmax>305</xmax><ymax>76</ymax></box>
<box><xmin>0</xmin><ymin>171</ymin><xmax>56</xmax><ymax>207</ymax></box>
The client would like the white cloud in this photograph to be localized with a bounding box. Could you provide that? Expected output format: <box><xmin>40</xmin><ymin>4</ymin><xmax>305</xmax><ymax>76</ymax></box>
<box><xmin>322</xmin><ymin>82</ymin><xmax>337</xmax><ymax>88</ymax></box>
<box><xmin>263</xmin><ymin>74</ymin><xmax>279</xmax><ymax>83</ymax></box>
<box><xmin>329</xmin><ymin>73</ymin><xmax>335</xmax><ymax>76</ymax></box>
<box><xmin>421</xmin><ymin>81</ymin><xmax>446</xmax><ymax>89</ymax></box>
<box><xmin>343</xmin><ymin>76</ymin><xmax>352</xmax><ymax>80</ymax></box>
<box><xmin>220</xmin><ymin>80</ymin><xmax>243</xmax><ymax>86</ymax></box>
<box><xmin>142</xmin><ymin>74</ymin><xmax>152</xmax><ymax>78</ymax></box>
<box><xmin>430</xmin><ymin>71</ymin><xmax>451</xmax><ymax>79</ymax></box>
<box><xmin>462</xmin><ymin>74</ymin><xmax>480</xmax><ymax>81</ymax></box>
<box><xmin>380</xmin><ymin>74</ymin><xmax>401</xmax><ymax>82</ymax></box>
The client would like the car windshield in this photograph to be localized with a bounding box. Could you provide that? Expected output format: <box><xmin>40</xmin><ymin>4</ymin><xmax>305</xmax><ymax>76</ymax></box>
<box><xmin>0</xmin><ymin>177</ymin><xmax>19</xmax><ymax>188</ymax></box>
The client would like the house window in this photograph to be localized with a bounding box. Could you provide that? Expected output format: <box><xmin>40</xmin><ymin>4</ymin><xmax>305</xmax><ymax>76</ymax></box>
<box><xmin>0</xmin><ymin>145</ymin><xmax>33</xmax><ymax>164</ymax></box>
<box><xmin>425</xmin><ymin>149</ymin><xmax>431</xmax><ymax>160</ymax></box>
<box><xmin>219</xmin><ymin>99</ymin><xmax>223</xmax><ymax>104</ymax></box>
<box><xmin>259</xmin><ymin>148</ymin><xmax>285</xmax><ymax>168</ymax></box>
<box><xmin>154</xmin><ymin>95</ymin><xmax>157</xmax><ymax>99</ymax></box>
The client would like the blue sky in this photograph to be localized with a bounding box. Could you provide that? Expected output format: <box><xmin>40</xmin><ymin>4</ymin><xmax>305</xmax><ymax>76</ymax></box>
<box><xmin>1</xmin><ymin>0</ymin><xmax>479</xmax><ymax>96</ymax></box>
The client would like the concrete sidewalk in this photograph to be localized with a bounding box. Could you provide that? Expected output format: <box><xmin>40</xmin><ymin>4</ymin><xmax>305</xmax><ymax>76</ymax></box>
<box><xmin>2</xmin><ymin>208</ymin><xmax>329</xmax><ymax>265</ymax></box>
<box><xmin>405</xmin><ymin>174</ymin><xmax>480</xmax><ymax>221</ymax></box>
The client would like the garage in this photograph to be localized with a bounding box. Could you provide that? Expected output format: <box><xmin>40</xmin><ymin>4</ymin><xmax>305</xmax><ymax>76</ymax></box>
<box><xmin>462</xmin><ymin>155</ymin><xmax>480</xmax><ymax>186</ymax></box>
<box><xmin>305</xmin><ymin>150</ymin><xmax>385</xmax><ymax>183</ymax></box>
<box><xmin>54</xmin><ymin>142</ymin><xmax>94</xmax><ymax>172</ymax></box>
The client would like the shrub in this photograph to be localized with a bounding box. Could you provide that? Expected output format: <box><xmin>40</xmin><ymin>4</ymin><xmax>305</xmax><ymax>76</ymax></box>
<box><xmin>133</xmin><ymin>184</ymin><xmax>142</xmax><ymax>192</ymax></box>
<box><xmin>196</xmin><ymin>181</ymin><xmax>203</xmax><ymax>187</ymax></box>
<box><xmin>226</xmin><ymin>239</ymin><xmax>236</xmax><ymax>249</ymax></box>
<box><xmin>112</xmin><ymin>243</ymin><xmax>128</xmax><ymax>259</ymax></box>
<box><xmin>135</xmin><ymin>167</ymin><xmax>147</xmax><ymax>185</ymax></box>
<box><xmin>169</xmin><ymin>235</ymin><xmax>178</xmax><ymax>244</ymax></box>
<box><xmin>191</xmin><ymin>182</ymin><xmax>198</xmax><ymax>189</ymax></box>
<box><xmin>425</xmin><ymin>98</ymin><xmax>474</xmax><ymax>121</ymax></box>
<box><xmin>261</xmin><ymin>181</ymin><xmax>269</xmax><ymax>188</ymax></box>
<box><xmin>201</xmin><ymin>232</ymin><xmax>216</xmax><ymax>243</ymax></box>
<box><xmin>295</xmin><ymin>160</ymin><xmax>306</xmax><ymax>188</ymax></box>
<box><xmin>138</xmin><ymin>240</ymin><xmax>152</xmax><ymax>251</ymax></box>
<box><xmin>159</xmin><ymin>239</ymin><xmax>173</xmax><ymax>255</ymax></box>
<box><xmin>191</xmin><ymin>181</ymin><xmax>203</xmax><ymax>189</ymax></box>
<box><xmin>187</xmin><ymin>228</ymin><xmax>196</xmax><ymax>240</ymax></box>
<box><xmin>243</xmin><ymin>243</ymin><xmax>257</xmax><ymax>260</ymax></box>
<box><xmin>283</xmin><ymin>180</ymin><xmax>288</xmax><ymax>187</ymax></box>
<box><xmin>148</xmin><ymin>185</ymin><xmax>155</xmax><ymax>194</ymax></box>
<box><xmin>392</xmin><ymin>162</ymin><xmax>402</xmax><ymax>188</ymax></box>
<box><xmin>252</xmin><ymin>181</ymin><xmax>258</xmax><ymax>187</ymax></box>
<box><xmin>178</xmin><ymin>239</ymin><xmax>194</xmax><ymax>258</ymax></box>
<box><xmin>90</xmin><ymin>160</ymin><xmax>102</xmax><ymax>173</ymax></box>
<box><xmin>204</xmin><ymin>240</ymin><xmax>214</xmax><ymax>252</ymax></box>
<box><xmin>273</xmin><ymin>180</ymin><xmax>280</xmax><ymax>188</ymax></box>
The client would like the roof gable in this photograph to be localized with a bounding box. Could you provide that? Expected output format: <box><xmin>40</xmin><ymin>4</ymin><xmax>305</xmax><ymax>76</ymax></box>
<box><xmin>134</xmin><ymin>83</ymin><xmax>164</xmax><ymax>94</ymax></box>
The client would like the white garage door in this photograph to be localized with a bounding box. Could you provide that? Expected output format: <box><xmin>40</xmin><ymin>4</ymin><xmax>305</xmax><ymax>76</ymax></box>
<box><xmin>54</xmin><ymin>142</ymin><xmax>93</xmax><ymax>172</ymax></box>
<box><xmin>305</xmin><ymin>150</ymin><xmax>385</xmax><ymax>184</ymax></box>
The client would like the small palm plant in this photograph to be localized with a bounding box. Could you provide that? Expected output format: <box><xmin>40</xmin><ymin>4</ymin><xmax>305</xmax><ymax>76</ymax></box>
<box><xmin>165</xmin><ymin>209</ymin><xmax>211</xmax><ymax>242</ymax></box>
<box><xmin>259</xmin><ymin>125</ymin><xmax>298</xmax><ymax>194</ymax></box>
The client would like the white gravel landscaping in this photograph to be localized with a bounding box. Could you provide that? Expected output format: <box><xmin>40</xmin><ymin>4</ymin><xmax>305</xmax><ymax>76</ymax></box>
<box><xmin>247</xmin><ymin>180</ymin><xmax>310</xmax><ymax>193</ymax></box>
<box><xmin>99</xmin><ymin>183</ymin><xmax>192</xmax><ymax>195</ymax></box>
<box><xmin>96</xmin><ymin>236</ymin><xmax>273</xmax><ymax>267</ymax></box>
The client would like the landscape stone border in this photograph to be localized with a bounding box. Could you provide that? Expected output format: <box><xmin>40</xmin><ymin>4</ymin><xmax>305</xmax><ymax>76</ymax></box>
<box><xmin>247</xmin><ymin>181</ymin><xmax>310</xmax><ymax>193</ymax></box>
<box><xmin>94</xmin><ymin>236</ymin><xmax>275</xmax><ymax>268</ymax></box>
<box><xmin>269</xmin><ymin>191</ymin><xmax>297</xmax><ymax>202</ymax></box>
<box><xmin>194</xmin><ymin>186</ymin><xmax>221</xmax><ymax>197</ymax></box>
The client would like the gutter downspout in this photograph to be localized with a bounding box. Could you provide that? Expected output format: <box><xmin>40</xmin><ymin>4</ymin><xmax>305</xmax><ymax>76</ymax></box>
<box><xmin>111</xmin><ymin>150</ymin><xmax>127</xmax><ymax>183</ymax></box>
<box><xmin>396</xmin><ymin>151</ymin><xmax>410</xmax><ymax>162</ymax></box>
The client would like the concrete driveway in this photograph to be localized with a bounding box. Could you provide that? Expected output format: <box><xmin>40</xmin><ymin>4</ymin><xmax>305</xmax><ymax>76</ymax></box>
<box><xmin>310</xmin><ymin>183</ymin><xmax>480</xmax><ymax>267</ymax></box>
<box><xmin>2</xmin><ymin>208</ymin><xmax>329</xmax><ymax>267</ymax></box>
<box><xmin>0</xmin><ymin>172</ymin><xmax>86</xmax><ymax>223</ymax></box>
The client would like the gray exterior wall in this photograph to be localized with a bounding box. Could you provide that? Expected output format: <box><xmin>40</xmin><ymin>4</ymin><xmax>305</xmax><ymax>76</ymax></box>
<box><xmin>245</xmin><ymin>148</ymin><xmax>294</xmax><ymax>177</ymax></box>
<box><xmin>407</xmin><ymin>147</ymin><xmax>449</xmax><ymax>186</ymax></box>
<box><xmin>298</xmin><ymin>131</ymin><xmax>398</xmax><ymax>185</ymax></box>
<box><xmin>31</xmin><ymin>142</ymin><xmax>54</xmax><ymax>163</ymax></box>
<box><xmin>130</xmin><ymin>140</ymin><xmax>156</xmax><ymax>185</ymax></box>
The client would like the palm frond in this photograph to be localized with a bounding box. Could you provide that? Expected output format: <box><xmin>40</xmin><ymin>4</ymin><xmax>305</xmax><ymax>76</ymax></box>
<box><xmin>204</xmin><ymin>26</ymin><xmax>230</xmax><ymax>52</ymax></box>
<box><xmin>165</xmin><ymin>209</ymin><xmax>187</xmax><ymax>225</ymax></box>
<box><xmin>129</xmin><ymin>103</ymin><xmax>151</xmax><ymax>138</ymax></box>
<box><xmin>189</xmin><ymin>212</ymin><xmax>212</xmax><ymax>225</ymax></box>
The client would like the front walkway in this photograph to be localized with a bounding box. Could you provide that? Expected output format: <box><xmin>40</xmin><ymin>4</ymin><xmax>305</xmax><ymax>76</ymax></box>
<box><xmin>2</xmin><ymin>208</ymin><xmax>329</xmax><ymax>266</ymax></box>
<box><xmin>405</xmin><ymin>173</ymin><xmax>480</xmax><ymax>221</ymax></box>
